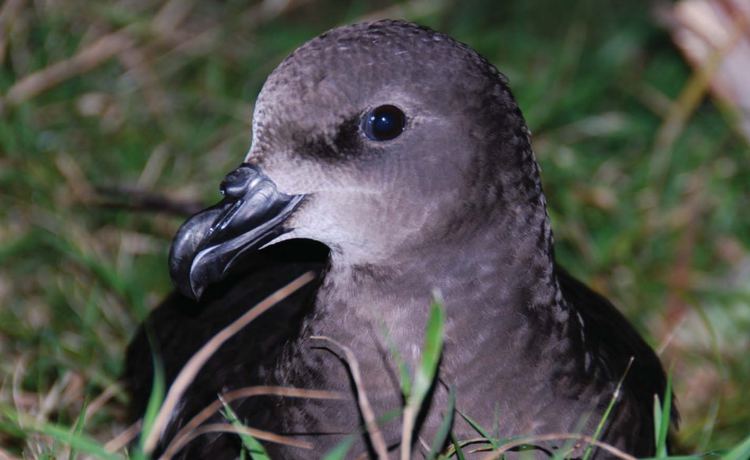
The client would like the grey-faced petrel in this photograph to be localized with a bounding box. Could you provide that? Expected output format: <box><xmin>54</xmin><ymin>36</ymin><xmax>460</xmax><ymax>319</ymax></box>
<box><xmin>125</xmin><ymin>19</ymin><xmax>676</xmax><ymax>459</ymax></box>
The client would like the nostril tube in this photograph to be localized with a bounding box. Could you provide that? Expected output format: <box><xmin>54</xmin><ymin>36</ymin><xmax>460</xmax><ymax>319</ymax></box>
<box><xmin>220</xmin><ymin>164</ymin><xmax>257</xmax><ymax>198</ymax></box>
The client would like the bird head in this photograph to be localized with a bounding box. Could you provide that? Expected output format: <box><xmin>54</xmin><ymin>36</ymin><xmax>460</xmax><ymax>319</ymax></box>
<box><xmin>169</xmin><ymin>20</ymin><xmax>546</xmax><ymax>300</ymax></box>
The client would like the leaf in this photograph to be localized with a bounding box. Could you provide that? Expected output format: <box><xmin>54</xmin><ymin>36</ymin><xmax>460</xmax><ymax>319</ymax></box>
<box><xmin>583</xmin><ymin>356</ymin><xmax>634</xmax><ymax>460</ymax></box>
<box><xmin>138</xmin><ymin>351</ymin><xmax>165</xmax><ymax>452</ymax></box>
<box><xmin>653</xmin><ymin>395</ymin><xmax>663</xmax><ymax>453</ymax></box>
<box><xmin>427</xmin><ymin>387</ymin><xmax>456</xmax><ymax>459</ymax></box>
<box><xmin>0</xmin><ymin>410</ymin><xmax>120</xmax><ymax>460</ymax></box>
<box><xmin>722</xmin><ymin>432</ymin><xmax>750</xmax><ymax>460</ymax></box>
<box><xmin>457</xmin><ymin>410</ymin><xmax>499</xmax><ymax>449</ymax></box>
<box><xmin>411</xmin><ymin>297</ymin><xmax>445</xmax><ymax>407</ymax></box>
<box><xmin>69</xmin><ymin>398</ymin><xmax>89</xmax><ymax>459</ymax></box>
<box><xmin>654</xmin><ymin>371</ymin><xmax>673</xmax><ymax>458</ymax></box>
<box><xmin>40</xmin><ymin>423</ymin><xmax>122</xmax><ymax>459</ymax></box>
<box><xmin>379</xmin><ymin>320</ymin><xmax>412</xmax><ymax>399</ymax></box>
<box><xmin>322</xmin><ymin>436</ymin><xmax>356</xmax><ymax>460</ymax></box>
<box><xmin>401</xmin><ymin>296</ymin><xmax>446</xmax><ymax>459</ymax></box>
<box><xmin>220</xmin><ymin>396</ymin><xmax>270</xmax><ymax>460</ymax></box>
<box><xmin>450</xmin><ymin>432</ymin><xmax>467</xmax><ymax>460</ymax></box>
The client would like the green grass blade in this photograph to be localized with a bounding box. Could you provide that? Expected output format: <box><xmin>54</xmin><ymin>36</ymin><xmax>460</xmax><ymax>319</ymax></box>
<box><xmin>653</xmin><ymin>395</ymin><xmax>662</xmax><ymax>451</ymax></box>
<box><xmin>450</xmin><ymin>432</ymin><xmax>467</xmax><ymax>460</ymax></box>
<box><xmin>428</xmin><ymin>387</ymin><xmax>456</xmax><ymax>459</ymax></box>
<box><xmin>322</xmin><ymin>436</ymin><xmax>356</xmax><ymax>460</ymax></box>
<box><xmin>138</xmin><ymin>351</ymin><xmax>165</xmax><ymax>452</ymax></box>
<box><xmin>401</xmin><ymin>296</ymin><xmax>446</xmax><ymax>459</ymax></box>
<box><xmin>38</xmin><ymin>422</ymin><xmax>122</xmax><ymax>460</ymax></box>
<box><xmin>220</xmin><ymin>396</ymin><xmax>270</xmax><ymax>460</ymax></box>
<box><xmin>380</xmin><ymin>320</ymin><xmax>412</xmax><ymax>398</ymax></box>
<box><xmin>655</xmin><ymin>371</ymin><xmax>673</xmax><ymax>458</ymax></box>
<box><xmin>411</xmin><ymin>296</ymin><xmax>446</xmax><ymax>406</ymax></box>
<box><xmin>456</xmin><ymin>410</ymin><xmax>499</xmax><ymax>449</ymax></box>
<box><xmin>583</xmin><ymin>357</ymin><xmax>634</xmax><ymax>460</ymax></box>
<box><xmin>721</xmin><ymin>432</ymin><xmax>750</xmax><ymax>460</ymax></box>
<box><xmin>69</xmin><ymin>399</ymin><xmax>89</xmax><ymax>459</ymax></box>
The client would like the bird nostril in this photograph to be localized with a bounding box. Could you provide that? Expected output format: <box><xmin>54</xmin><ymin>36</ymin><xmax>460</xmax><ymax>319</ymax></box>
<box><xmin>220</xmin><ymin>164</ymin><xmax>256</xmax><ymax>199</ymax></box>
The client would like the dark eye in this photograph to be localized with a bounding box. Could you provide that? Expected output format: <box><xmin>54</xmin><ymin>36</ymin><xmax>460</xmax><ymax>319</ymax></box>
<box><xmin>362</xmin><ymin>105</ymin><xmax>406</xmax><ymax>141</ymax></box>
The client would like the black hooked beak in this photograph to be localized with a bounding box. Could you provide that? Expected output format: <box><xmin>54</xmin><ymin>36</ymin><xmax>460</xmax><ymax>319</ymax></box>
<box><xmin>169</xmin><ymin>163</ymin><xmax>304</xmax><ymax>300</ymax></box>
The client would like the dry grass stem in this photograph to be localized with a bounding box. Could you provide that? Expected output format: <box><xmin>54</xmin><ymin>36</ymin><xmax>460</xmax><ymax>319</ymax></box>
<box><xmin>37</xmin><ymin>372</ymin><xmax>71</xmax><ymax>423</ymax></box>
<box><xmin>164</xmin><ymin>422</ymin><xmax>312</xmax><ymax>457</ymax></box>
<box><xmin>417</xmin><ymin>435</ymin><xmax>430</xmax><ymax>455</ymax></box>
<box><xmin>137</xmin><ymin>145</ymin><xmax>170</xmax><ymax>190</ymax></box>
<box><xmin>0</xmin><ymin>0</ymin><xmax>24</xmax><ymax>66</ymax></box>
<box><xmin>441</xmin><ymin>437</ymin><xmax>493</xmax><ymax>456</ymax></box>
<box><xmin>162</xmin><ymin>385</ymin><xmax>344</xmax><ymax>459</ymax></box>
<box><xmin>95</xmin><ymin>185</ymin><xmax>205</xmax><ymax>217</ymax></box>
<box><xmin>3</xmin><ymin>31</ymin><xmax>134</xmax><ymax>106</ymax></box>
<box><xmin>118</xmin><ymin>46</ymin><xmax>169</xmax><ymax>117</ymax></box>
<box><xmin>105</xmin><ymin>419</ymin><xmax>142</xmax><ymax>453</ymax></box>
<box><xmin>652</xmin><ymin>3</ymin><xmax>749</xmax><ymax>175</ymax></box>
<box><xmin>311</xmin><ymin>335</ymin><xmax>390</xmax><ymax>460</ymax></box>
<box><xmin>142</xmin><ymin>271</ymin><xmax>317</xmax><ymax>453</ymax></box>
<box><xmin>400</xmin><ymin>405</ymin><xmax>416</xmax><ymax>460</ymax></box>
<box><xmin>82</xmin><ymin>383</ymin><xmax>123</xmax><ymax>426</ymax></box>
<box><xmin>54</xmin><ymin>152</ymin><xmax>96</xmax><ymax>203</ymax></box>
<box><xmin>668</xmin><ymin>0</ymin><xmax>750</xmax><ymax>143</ymax></box>
<box><xmin>153</xmin><ymin>0</ymin><xmax>197</xmax><ymax>33</ymax></box>
<box><xmin>11</xmin><ymin>355</ymin><xmax>28</xmax><ymax>421</ymax></box>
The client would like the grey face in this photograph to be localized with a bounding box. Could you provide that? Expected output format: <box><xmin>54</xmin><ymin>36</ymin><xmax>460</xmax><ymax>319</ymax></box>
<box><xmin>169</xmin><ymin>20</ymin><xmax>541</xmax><ymax>299</ymax></box>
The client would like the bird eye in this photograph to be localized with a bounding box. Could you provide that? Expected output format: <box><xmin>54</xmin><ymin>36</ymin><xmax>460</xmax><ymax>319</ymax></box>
<box><xmin>362</xmin><ymin>105</ymin><xmax>406</xmax><ymax>141</ymax></box>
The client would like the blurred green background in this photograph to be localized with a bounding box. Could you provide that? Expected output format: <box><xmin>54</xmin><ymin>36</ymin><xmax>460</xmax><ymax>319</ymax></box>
<box><xmin>1</xmin><ymin>0</ymin><xmax>749</xmax><ymax>457</ymax></box>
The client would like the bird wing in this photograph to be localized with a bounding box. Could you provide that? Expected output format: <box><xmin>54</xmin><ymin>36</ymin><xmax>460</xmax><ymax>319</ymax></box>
<box><xmin>123</xmin><ymin>240</ymin><xmax>328</xmax><ymax>456</ymax></box>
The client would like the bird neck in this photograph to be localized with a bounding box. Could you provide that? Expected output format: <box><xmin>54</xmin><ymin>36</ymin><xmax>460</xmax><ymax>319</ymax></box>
<box><xmin>293</xmin><ymin>197</ymin><xmax>573</xmax><ymax>432</ymax></box>
<box><xmin>314</xmin><ymin>196</ymin><xmax>568</xmax><ymax>342</ymax></box>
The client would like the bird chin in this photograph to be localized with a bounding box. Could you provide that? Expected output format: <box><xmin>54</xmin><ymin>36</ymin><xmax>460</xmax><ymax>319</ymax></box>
<box><xmin>168</xmin><ymin>163</ymin><xmax>305</xmax><ymax>301</ymax></box>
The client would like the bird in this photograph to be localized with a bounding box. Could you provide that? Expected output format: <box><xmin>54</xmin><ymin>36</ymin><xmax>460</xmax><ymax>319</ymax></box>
<box><xmin>124</xmin><ymin>19</ymin><xmax>676</xmax><ymax>459</ymax></box>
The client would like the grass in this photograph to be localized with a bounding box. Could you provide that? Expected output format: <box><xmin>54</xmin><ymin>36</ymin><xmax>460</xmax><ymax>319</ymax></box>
<box><xmin>1</xmin><ymin>0</ymin><xmax>749</xmax><ymax>457</ymax></box>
